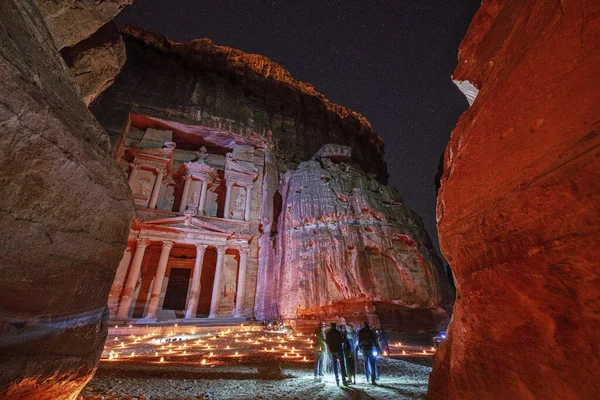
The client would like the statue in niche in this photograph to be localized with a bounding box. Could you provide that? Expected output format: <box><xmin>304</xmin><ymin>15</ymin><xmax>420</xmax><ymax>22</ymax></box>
<box><xmin>224</xmin><ymin>281</ymin><xmax>235</xmax><ymax>297</ymax></box>
<box><xmin>234</xmin><ymin>192</ymin><xmax>245</xmax><ymax>210</ymax></box>
<box><xmin>191</xmin><ymin>189</ymin><xmax>200</xmax><ymax>207</ymax></box>
<box><xmin>138</xmin><ymin>178</ymin><xmax>152</xmax><ymax>197</ymax></box>
<box><xmin>195</xmin><ymin>146</ymin><xmax>208</xmax><ymax>163</ymax></box>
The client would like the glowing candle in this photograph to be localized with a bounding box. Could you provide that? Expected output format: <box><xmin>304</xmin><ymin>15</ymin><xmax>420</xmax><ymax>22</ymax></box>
<box><xmin>201</xmin><ymin>359</ymin><xmax>206</xmax><ymax>365</ymax></box>
<box><xmin>209</xmin><ymin>352</ymin><xmax>214</xmax><ymax>357</ymax></box>
<box><xmin>423</xmin><ymin>350</ymin><xmax>427</xmax><ymax>354</ymax></box>
<box><xmin>235</xmin><ymin>352</ymin><xmax>239</xmax><ymax>356</ymax></box>
<box><xmin>130</xmin><ymin>351</ymin><xmax>135</xmax><ymax>357</ymax></box>
<box><xmin>402</xmin><ymin>350</ymin><xmax>406</xmax><ymax>355</ymax></box>
<box><xmin>160</xmin><ymin>357</ymin><xmax>164</xmax><ymax>363</ymax></box>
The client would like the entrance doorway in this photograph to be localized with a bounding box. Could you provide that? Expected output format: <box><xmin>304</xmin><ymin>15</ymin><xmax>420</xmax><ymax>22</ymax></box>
<box><xmin>196</xmin><ymin>247</ymin><xmax>217</xmax><ymax>317</ymax></box>
<box><xmin>162</xmin><ymin>268</ymin><xmax>191</xmax><ymax>317</ymax></box>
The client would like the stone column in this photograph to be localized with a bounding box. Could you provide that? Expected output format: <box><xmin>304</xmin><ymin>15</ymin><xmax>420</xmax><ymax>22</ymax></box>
<box><xmin>127</xmin><ymin>164</ymin><xmax>140</xmax><ymax>189</ymax></box>
<box><xmin>184</xmin><ymin>244</ymin><xmax>207</xmax><ymax>319</ymax></box>
<box><xmin>178</xmin><ymin>176</ymin><xmax>192</xmax><ymax>214</ymax></box>
<box><xmin>244</xmin><ymin>183</ymin><xmax>253</xmax><ymax>221</ymax></box>
<box><xmin>234</xmin><ymin>248</ymin><xmax>250</xmax><ymax>318</ymax></box>
<box><xmin>116</xmin><ymin>240</ymin><xmax>150</xmax><ymax>319</ymax></box>
<box><xmin>145</xmin><ymin>241</ymin><xmax>174</xmax><ymax>319</ymax></box>
<box><xmin>223</xmin><ymin>182</ymin><xmax>234</xmax><ymax>219</ymax></box>
<box><xmin>148</xmin><ymin>169</ymin><xmax>164</xmax><ymax>209</ymax></box>
<box><xmin>198</xmin><ymin>180</ymin><xmax>208</xmax><ymax>216</ymax></box>
<box><xmin>209</xmin><ymin>246</ymin><xmax>227</xmax><ymax>318</ymax></box>
<box><xmin>108</xmin><ymin>246</ymin><xmax>133</xmax><ymax>317</ymax></box>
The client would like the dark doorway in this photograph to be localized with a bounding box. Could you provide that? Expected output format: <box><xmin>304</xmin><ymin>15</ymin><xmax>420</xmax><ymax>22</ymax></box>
<box><xmin>162</xmin><ymin>268</ymin><xmax>191</xmax><ymax>313</ymax></box>
<box><xmin>196</xmin><ymin>247</ymin><xmax>217</xmax><ymax>317</ymax></box>
<box><xmin>271</xmin><ymin>191</ymin><xmax>282</xmax><ymax>236</ymax></box>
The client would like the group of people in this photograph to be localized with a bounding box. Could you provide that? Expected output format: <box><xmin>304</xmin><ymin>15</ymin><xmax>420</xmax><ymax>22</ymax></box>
<box><xmin>314</xmin><ymin>321</ymin><xmax>386</xmax><ymax>386</ymax></box>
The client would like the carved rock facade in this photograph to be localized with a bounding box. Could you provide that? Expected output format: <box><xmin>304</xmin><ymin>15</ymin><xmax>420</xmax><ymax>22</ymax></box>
<box><xmin>429</xmin><ymin>1</ymin><xmax>600</xmax><ymax>399</ymax></box>
<box><xmin>95</xmin><ymin>28</ymin><xmax>453</xmax><ymax>334</ymax></box>
<box><xmin>0</xmin><ymin>1</ymin><xmax>134</xmax><ymax>398</ymax></box>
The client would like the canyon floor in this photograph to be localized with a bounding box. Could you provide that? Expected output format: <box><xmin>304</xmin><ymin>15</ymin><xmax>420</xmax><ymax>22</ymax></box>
<box><xmin>79</xmin><ymin>326</ymin><xmax>434</xmax><ymax>399</ymax></box>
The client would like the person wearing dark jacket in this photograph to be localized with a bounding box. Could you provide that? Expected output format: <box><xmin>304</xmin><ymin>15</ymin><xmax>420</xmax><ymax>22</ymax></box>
<box><xmin>313</xmin><ymin>322</ymin><xmax>328</xmax><ymax>381</ymax></box>
<box><xmin>358</xmin><ymin>321</ymin><xmax>381</xmax><ymax>384</ymax></box>
<box><xmin>326</xmin><ymin>322</ymin><xmax>349</xmax><ymax>386</ymax></box>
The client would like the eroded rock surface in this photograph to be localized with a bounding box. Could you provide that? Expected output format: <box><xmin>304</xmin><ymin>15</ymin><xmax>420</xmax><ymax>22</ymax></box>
<box><xmin>430</xmin><ymin>1</ymin><xmax>600</xmax><ymax>399</ymax></box>
<box><xmin>255</xmin><ymin>145</ymin><xmax>452</xmax><ymax>333</ymax></box>
<box><xmin>0</xmin><ymin>1</ymin><xmax>134</xmax><ymax>398</ymax></box>
<box><xmin>91</xmin><ymin>26</ymin><xmax>388</xmax><ymax>182</ymax></box>
<box><xmin>61</xmin><ymin>21</ymin><xmax>126</xmax><ymax>105</ymax></box>
<box><xmin>34</xmin><ymin>0</ymin><xmax>132</xmax><ymax>49</ymax></box>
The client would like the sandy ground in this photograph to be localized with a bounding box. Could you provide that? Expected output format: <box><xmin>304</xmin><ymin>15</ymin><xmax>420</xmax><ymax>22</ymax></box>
<box><xmin>80</xmin><ymin>327</ymin><xmax>434</xmax><ymax>400</ymax></box>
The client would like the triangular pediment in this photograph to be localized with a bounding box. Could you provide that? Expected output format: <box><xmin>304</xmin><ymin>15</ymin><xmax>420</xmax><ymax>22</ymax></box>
<box><xmin>142</xmin><ymin>216</ymin><xmax>233</xmax><ymax>235</ymax></box>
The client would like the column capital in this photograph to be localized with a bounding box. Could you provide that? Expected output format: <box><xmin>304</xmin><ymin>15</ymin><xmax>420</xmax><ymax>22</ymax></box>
<box><xmin>246</xmin><ymin>182</ymin><xmax>254</xmax><ymax>189</ymax></box>
<box><xmin>195</xmin><ymin>243</ymin><xmax>208</xmax><ymax>252</ymax></box>
<box><xmin>239</xmin><ymin>248</ymin><xmax>250</xmax><ymax>256</ymax></box>
<box><xmin>137</xmin><ymin>239</ymin><xmax>151</xmax><ymax>248</ymax></box>
<box><xmin>130</xmin><ymin>163</ymin><xmax>141</xmax><ymax>171</ymax></box>
<box><xmin>216</xmin><ymin>245</ymin><xmax>227</xmax><ymax>255</ymax></box>
<box><xmin>161</xmin><ymin>240</ymin><xmax>174</xmax><ymax>250</ymax></box>
<box><xmin>226</xmin><ymin>181</ymin><xmax>235</xmax><ymax>189</ymax></box>
<box><xmin>185</xmin><ymin>175</ymin><xmax>192</xmax><ymax>182</ymax></box>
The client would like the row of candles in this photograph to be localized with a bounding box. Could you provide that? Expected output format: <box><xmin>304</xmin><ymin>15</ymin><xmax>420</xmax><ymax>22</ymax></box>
<box><xmin>102</xmin><ymin>325</ymin><xmax>437</xmax><ymax>365</ymax></box>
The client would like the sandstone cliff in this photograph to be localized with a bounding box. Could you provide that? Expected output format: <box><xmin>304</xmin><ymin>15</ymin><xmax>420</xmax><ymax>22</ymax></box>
<box><xmin>0</xmin><ymin>1</ymin><xmax>134</xmax><ymax>398</ymax></box>
<box><xmin>256</xmin><ymin>144</ymin><xmax>452</xmax><ymax>334</ymax></box>
<box><xmin>429</xmin><ymin>1</ymin><xmax>600</xmax><ymax>399</ymax></box>
<box><xmin>90</xmin><ymin>26</ymin><xmax>388</xmax><ymax>182</ymax></box>
<box><xmin>61</xmin><ymin>21</ymin><xmax>127</xmax><ymax>105</ymax></box>
<box><xmin>89</xmin><ymin>27</ymin><xmax>452</xmax><ymax>333</ymax></box>
<box><xmin>34</xmin><ymin>0</ymin><xmax>131</xmax><ymax>49</ymax></box>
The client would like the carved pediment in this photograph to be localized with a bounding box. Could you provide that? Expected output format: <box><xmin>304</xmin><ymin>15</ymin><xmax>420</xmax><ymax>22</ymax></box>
<box><xmin>143</xmin><ymin>215</ymin><xmax>234</xmax><ymax>235</ymax></box>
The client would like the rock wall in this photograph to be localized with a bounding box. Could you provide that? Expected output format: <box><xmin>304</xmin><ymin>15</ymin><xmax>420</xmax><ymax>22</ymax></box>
<box><xmin>34</xmin><ymin>0</ymin><xmax>131</xmax><ymax>49</ymax></box>
<box><xmin>0</xmin><ymin>1</ymin><xmax>134</xmax><ymax>398</ymax></box>
<box><xmin>90</xmin><ymin>26</ymin><xmax>389</xmax><ymax>182</ymax></box>
<box><xmin>61</xmin><ymin>21</ymin><xmax>127</xmax><ymax>105</ymax></box>
<box><xmin>255</xmin><ymin>145</ymin><xmax>452</xmax><ymax>334</ymax></box>
<box><xmin>429</xmin><ymin>1</ymin><xmax>600</xmax><ymax>399</ymax></box>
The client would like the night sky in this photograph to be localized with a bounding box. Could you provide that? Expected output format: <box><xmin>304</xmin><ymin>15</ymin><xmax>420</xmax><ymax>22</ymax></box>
<box><xmin>115</xmin><ymin>0</ymin><xmax>481</xmax><ymax>256</ymax></box>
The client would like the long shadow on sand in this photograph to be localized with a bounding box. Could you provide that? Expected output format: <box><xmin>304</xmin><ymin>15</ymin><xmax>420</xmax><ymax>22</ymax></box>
<box><xmin>97</xmin><ymin>363</ymin><xmax>294</xmax><ymax>381</ymax></box>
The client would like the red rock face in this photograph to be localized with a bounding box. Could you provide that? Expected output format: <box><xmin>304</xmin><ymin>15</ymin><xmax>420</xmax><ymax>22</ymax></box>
<box><xmin>430</xmin><ymin>1</ymin><xmax>600</xmax><ymax>399</ymax></box>
<box><xmin>0</xmin><ymin>1</ymin><xmax>134</xmax><ymax>398</ymax></box>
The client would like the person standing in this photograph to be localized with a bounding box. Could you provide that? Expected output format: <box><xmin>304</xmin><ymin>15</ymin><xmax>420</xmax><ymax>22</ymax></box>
<box><xmin>341</xmin><ymin>324</ymin><xmax>357</xmax><ymax>384</ymax></box>
<box><xmin>313</xmin><ymin>322</ymin><xmax>327</xmax><ymax>381</ymax></box>
<box><xmin>326</xmin><ymin>322</ymin><xmax>349</xmax><ymax>386</ymax></box>
<box><xmin>379</xmin><ymin>328</ymin><xmax>390</xmax><ymax>355</ymax></box>
<box><xmin>359</xmin><ymin>321</ymin><xmax>381</xmax><ymax>384</ymax></box>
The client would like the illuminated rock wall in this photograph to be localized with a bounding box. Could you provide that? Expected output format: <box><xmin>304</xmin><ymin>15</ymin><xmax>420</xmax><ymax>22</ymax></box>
<box><xmin>0</xmin><ymin>1</ymin><xmax>134</xmax><ymax>398</ymax></box>
<box><xmin>255</xmin><ymin>145</ymin><xmax>452</xmax><ymax>333</ymax></box>
<box><xmin>91</xmin><ymin>26</ymin><xmax>388</xmax><ymax>183</ymax></box>
<box><xmin>91</xmin><ymin>27</ymin><xmax>453</xmax><ymax>333</ymax></box>
<box><xmin>429</xmin><ymin>1</ymin><xmax>600</xmax><ymax>399</ymax></box>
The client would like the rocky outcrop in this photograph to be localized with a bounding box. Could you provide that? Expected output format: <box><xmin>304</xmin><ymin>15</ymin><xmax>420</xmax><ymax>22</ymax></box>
<box><xmin>34</xmin><ymin>0</ymin><xmax>132</xmax><ymax>49</ymax></box>
<box><xmin>255</xmin><ymin>145</ymin><xmax>452</xmax><ymax>334</ymax></box>
<box><xmin>61</xmin><ymin>21</ymin><xmax>126</xmax><ymax>105</ymax></box>
<box><xmin>0</xmin><ymin>1</ymin><xmax>134</xmax><ymax>398</ymax></box>
<box><xmin>90</xmin><ymin>26</ymin><xmax>388</xmax><ymax>182</ymax></box>
<box><xmin>429</xmin><ymin>1</ymin><xmax>600</xmax><ymax>399</ymax></box>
